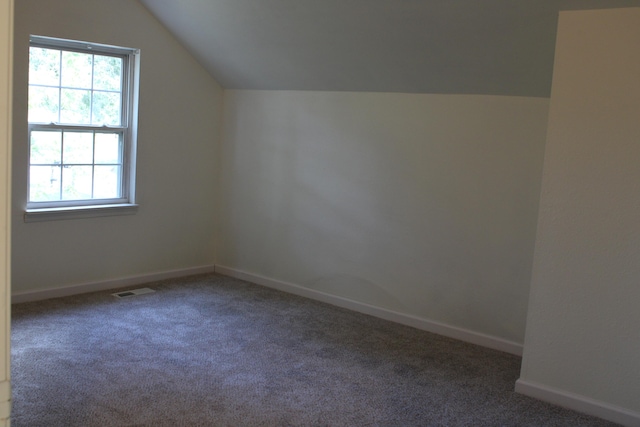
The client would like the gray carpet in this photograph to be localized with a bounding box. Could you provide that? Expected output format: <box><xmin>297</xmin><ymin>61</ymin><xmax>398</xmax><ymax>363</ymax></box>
<box><xmin>11</xmin><ymin>273</ymin><xmax>618</xmax><ymax>426</ymax></box>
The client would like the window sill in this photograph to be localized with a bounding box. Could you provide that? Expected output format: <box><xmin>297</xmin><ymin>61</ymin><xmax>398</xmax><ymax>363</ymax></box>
<box><xmin>24</xmin><ymin>204</ymin><xmax>139</xmax><ymax>223</ymax></box>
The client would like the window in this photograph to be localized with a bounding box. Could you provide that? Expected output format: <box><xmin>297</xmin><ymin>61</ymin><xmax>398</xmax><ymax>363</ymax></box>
<box><xmin>26</xmin><ymin>36</ymin><xmax>139</xmax><ymax>221</ymax></box>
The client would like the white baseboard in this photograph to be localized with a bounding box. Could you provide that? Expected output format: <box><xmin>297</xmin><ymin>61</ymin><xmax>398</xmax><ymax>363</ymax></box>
<box><xmin>11</xmin><ymin>265</ymin><xmax>217</xmax><ymax>304</ymax></box>
<box><xmin>515</xmin><ymin>379</ymin><xmax>640</xmax><ymax>427</ymax></box>
<box><xmin>214</xmin><ymin>265</ymin><xmax>523</xmax><ymax>356</ymax></box>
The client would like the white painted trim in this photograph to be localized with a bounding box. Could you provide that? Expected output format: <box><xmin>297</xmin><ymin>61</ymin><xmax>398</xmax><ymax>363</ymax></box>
<box><xmin>24</xmin><ymin>203</ymin><xmax>139</xmax><ymax>222</ymax></box>
<box><xmin>0</xmin><ymin>1</ymin><xmax>13</xmax><ymax>424</ymax></box>
<box><xmin>11</xmin><ymin>265</ymin><xmax>216</xmax><ymax>304</ymax></box>
<box><xmin>0</xmin><ymin>380</ymin><xmax>9</xmax><ymax>422</ymax></box>
<box><xmin>515</xmin><ymin>379</ymin><xmax>640</xmax><ymax>427</ymax></box>
<box><xmin>214</xmin><ymin>265</ymin><xmax>523</xmax><ymax>356</ymax></box>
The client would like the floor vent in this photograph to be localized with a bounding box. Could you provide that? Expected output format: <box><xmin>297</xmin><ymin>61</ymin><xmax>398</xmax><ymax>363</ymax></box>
<box><xmin>112</xmin><ymin>288</ymin><xmax>156</xmax><ymax>298</ymax></box>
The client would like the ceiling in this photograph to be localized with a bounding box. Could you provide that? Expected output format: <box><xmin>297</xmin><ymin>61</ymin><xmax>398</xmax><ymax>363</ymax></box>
<box><xmin>139</xmin><ymin>0</ymin><xmax>640</xmax><ymax>97</ymax></box>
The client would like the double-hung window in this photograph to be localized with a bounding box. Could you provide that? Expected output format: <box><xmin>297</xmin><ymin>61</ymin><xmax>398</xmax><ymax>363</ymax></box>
<box><xmin>26</xmin><ymin>36</ymin><xmax>139</xmax><ymax>220</ymax></box>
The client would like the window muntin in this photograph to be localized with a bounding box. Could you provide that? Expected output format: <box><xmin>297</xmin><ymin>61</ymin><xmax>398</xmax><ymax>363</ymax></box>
<box><xmin>27</xmin><ymin>36</ymin><xmax>138</xmax><ymax>210</ymax></box>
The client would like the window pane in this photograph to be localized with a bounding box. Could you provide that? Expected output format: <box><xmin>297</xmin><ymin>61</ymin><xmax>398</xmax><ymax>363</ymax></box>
<box><xmin>29</xmin><ymin>47</ymin><xmax>60</xmax><ymax>86</ymax></box>
<box><xmin>93</xmin><ymin>55</ymin><xmax>122</xmax><ymax>91</ymax></box>
<box><xmin>94</xmin><ymin>133</ymin><xmax>121</xmax><ymax>164</ymax></box>
<box><xmin>30</xmin><ymin>131</ymin><xmax>62</xmax><ymax>164</ymax></box>
<box><xmin>60</xmin><ymin>89</ymin><xmax>91</xmax><ymax>124</ymax></box>
<box><xmin>92</xmin><ymin>91</ymin><xmax>121</xmax><ymax>126</ymax></box>
<box><xmin>62</xmin><ymin>166</ymin><xmax>92</xmax><ymax>200</ymax></box>
<box><xmin>61</xmin><ymin>51</ymin><xmax>92</xmax><ymax>89</ymax></box>
<box><xmin>28</xmin><ymin>86</ymin><xmax>59</xmax><ymax>123</ymax></box>
<box><xmin>29</xmin><ymin>165</ymin><xmax>61</xmax><ymax>201</ymax></box>
<box><xmin>94</xmin><ymin>165</ymin><xmax>121</xmax><ymax>198</ymax></box>
<box><xmin>63</xmin><ymin>132</ymin><xmax>94</xmax><ymax>164</ymax></box>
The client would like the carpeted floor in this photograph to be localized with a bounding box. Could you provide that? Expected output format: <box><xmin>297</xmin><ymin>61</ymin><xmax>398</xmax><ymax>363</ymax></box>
<box><xmin>11</xmin><ymin>273</ymin><xmax>618</xmax><ymax>426</ymax></box>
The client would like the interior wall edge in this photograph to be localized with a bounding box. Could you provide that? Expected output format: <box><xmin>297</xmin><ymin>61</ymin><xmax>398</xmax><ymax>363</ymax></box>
<box><xmin>0</xmin><ymin>0</ymin><xmax>13</xmax><ymax>423</ymax></box>
<box><xmin>214</xmin><ymin>265</ymin><xmax>523</xmax><ymax>356</ymax></box>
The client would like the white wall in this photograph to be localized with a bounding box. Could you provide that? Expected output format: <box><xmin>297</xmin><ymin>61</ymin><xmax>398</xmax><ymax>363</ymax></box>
<box><xmin>218</xmin><ymin>91</ymin><xmax>549</xmax><ymax>344</ymax></box>
<box><xmin>518</xmin><ymin>8</ymin><xmax>640</xmax><ymax>425</ymax></box>
<box><xmin>12</xmin><ymin>0</ymin><xmax>222</xmax><ymax>294</ymax></box>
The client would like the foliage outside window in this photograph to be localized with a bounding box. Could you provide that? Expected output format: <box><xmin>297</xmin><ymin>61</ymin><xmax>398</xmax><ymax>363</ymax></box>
<box><xmin>27</xmin><ymin>36</ymin><xmax>139</xmax><ymax>215</ymax></box>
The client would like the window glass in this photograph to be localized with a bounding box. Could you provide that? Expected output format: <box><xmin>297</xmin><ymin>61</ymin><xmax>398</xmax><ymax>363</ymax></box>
<box><xmin>61</xmin><ymin>51</ymin><xmax>93</xmax><ymax>89</ymax></box>
<box><xmin>62</xmin><ymin>132</ymin><xmax>93</xmax><ymax>164</ymax></box>
<box><xmin>30</xmin><ymin>131</ymin><xmax>61</xmax><ymax>164</ymax></box>
<box><xmin>92</xmin><ymin>91</ymin><xmax>121</xmax><ymax>125</ymax></box>
<box><xmin>28</xmin><ymin>86</ymin><xmax>59</xmax><ymax>123</ymax></box>
<box><xmin>94</xmin><ymin>133</ymin><xmax>121</xmax><ymax>164</ymax></box>
<box><xmin>93</xmin><ymin>56</ymin><xmax>122</xmax><ymax>91</ymax></box>
<box><xmin>29</xmin><ymin>47</ymin><xmax>60</xmax><ymax>86</ymax></box>
<box><xmin>29</xmin><ymin>165</ymin><xmax>61</xmax><ymax>202</ymax></box>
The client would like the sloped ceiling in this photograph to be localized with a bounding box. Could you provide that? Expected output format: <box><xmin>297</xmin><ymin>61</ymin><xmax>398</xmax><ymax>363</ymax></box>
<box><xmin>139</xmin><ymin>0</ymin><xmax>640</xmax><ymax>97</ymax></box>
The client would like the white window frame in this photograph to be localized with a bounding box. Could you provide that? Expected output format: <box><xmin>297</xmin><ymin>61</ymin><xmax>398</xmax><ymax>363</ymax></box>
<box><xmin>24</xmin><ymin>35</ymin><xmax>139</xmax><ymax>222</ymax></box>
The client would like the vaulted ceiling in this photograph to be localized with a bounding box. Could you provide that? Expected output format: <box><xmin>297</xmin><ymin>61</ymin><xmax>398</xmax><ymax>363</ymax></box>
<box><xmin>139</xmin><ymin>0</ymin><xmax>640</xmax><ymax>97</ymax></box>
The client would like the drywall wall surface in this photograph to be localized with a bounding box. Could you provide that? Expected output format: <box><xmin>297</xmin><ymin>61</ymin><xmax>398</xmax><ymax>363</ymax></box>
<box><xmin>218</xmin><ymin>90</ymin><xmax>549</xmax><ymax>343</ymax></box>
<box><xmin>520</xmin><ymin>8</ymin><xmax>640</xmax><ymax>414</ymax></box>
<box><xmin>12</xmin><ymin>0</ymin><xmax>222</xmax><ymax>293</ymax></box>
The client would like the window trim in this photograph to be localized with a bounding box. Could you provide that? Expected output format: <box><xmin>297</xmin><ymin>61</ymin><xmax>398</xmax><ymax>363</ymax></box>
<box><xmin>24</xmin><ymin>203</ymin><xmax>139</xmax><ymax>223</ymax></box>
<box><xmin>25</xmin><ymin>35</ymin><xmax>140</xmax><ymax>221</ymax></box>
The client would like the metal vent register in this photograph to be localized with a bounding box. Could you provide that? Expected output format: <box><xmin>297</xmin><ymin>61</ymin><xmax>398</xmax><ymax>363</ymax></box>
<box><xmin>112</xmin><ymin>288</ymin><xmax>156</xmax><ymax>298</ymax></box>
